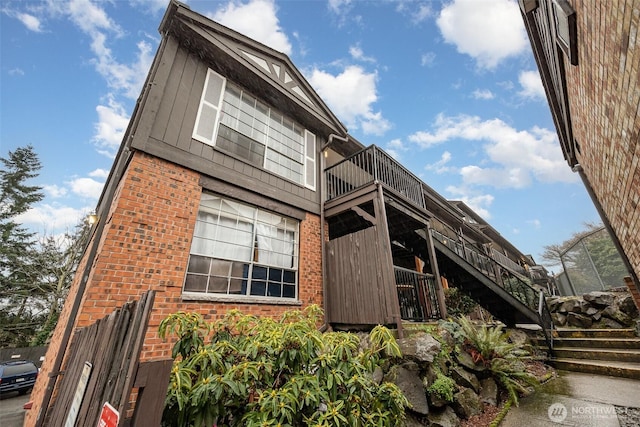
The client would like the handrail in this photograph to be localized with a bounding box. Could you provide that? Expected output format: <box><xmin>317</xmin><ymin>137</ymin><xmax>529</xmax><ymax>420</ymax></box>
<box><xmin>325</xmin><ymin>145</ymin><xmax>426</xmax><ymax>209</ymax></box>
<box><xmin>430</xmin><ymin>229</ymin><xmax>554</xmax><ymax>350</ymax></box>
<box><xmin>394</xmin><ymin>266</ymin><xmax>440</xmax><ymax>321</ymax></box>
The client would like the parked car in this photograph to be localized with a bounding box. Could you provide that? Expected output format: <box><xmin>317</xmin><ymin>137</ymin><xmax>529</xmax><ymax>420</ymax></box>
<box><xmin>0</xmin><ymin>360</ymin><xmax>38</xmax><ymax>395</ymax></box>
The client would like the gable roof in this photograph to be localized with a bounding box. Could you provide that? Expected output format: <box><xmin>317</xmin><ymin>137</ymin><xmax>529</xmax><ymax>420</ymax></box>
<box><xmin>160</xmin><ymin>1</ymin><xmax>347</xmax><ymax>137</ymax></box>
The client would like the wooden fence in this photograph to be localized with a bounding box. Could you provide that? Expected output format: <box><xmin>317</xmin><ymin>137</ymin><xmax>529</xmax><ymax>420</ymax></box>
<box><xmin>42</xmin><ymin>290</ymin><xmax>172</xmax><ymax>427</ymax></box>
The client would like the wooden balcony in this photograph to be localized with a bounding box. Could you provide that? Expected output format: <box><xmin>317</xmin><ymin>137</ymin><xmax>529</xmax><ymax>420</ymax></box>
<box><xmin>325</xmin><ymin>145</ymin><xmax>425</xmax><ymax>210</ymax></box>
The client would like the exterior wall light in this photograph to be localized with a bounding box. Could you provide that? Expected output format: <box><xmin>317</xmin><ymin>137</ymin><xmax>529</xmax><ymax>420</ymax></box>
<box><xmin>88</xmin><ymin>211</ymin><xmax>99</xmax><ymax>225</ymax></box>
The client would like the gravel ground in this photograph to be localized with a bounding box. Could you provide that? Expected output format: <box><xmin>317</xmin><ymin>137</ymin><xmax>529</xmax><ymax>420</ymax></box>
<box><xmin>616</xmin><ymin>406</ymin><xmax>640</xmax><ymax>427</ymax></box>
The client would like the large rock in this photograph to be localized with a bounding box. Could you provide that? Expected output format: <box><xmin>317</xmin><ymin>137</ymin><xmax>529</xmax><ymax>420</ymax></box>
<box><xmin>454</xmin><ymin>350</ymin><xmax>487</xmax><ymax>374</ymax></box>
<box><xmin>387</xmin><ymin>363</ymin><xmax>429</xmax><ymax>415</ymax></box>
<box><xmin>601</xmin><ymin>318</ymin><xmax>623</xmax><ymax>329</ymax></box>
<box><xmin>561</xmin><ymin>299</ymin><xmax>591</xmax><ymax>314</ymax></box>
<box><xmin>546</xmin><ymin>297</ymin><xmax>563</xmax><ymax>312</ymax></box>
<box><xmin>427</xmin><ymin>406</ymin><xmax>461</xmax><ymax>427</ymax></box>
<box><xmin>585</xmin><ymin>306</ymin><xmax>599</xmax><ymax>316</ymax></box>
<box><xmin>397</xmin><ymin>332</ymin><xmax>442</xmax><ymax>364</ymax></box>
<box><xmin>450</xmin><ymin>366</ymin><xmax>480</xmax><ymax>393</ymax></box>
<box><xmin>508</xmin><ymin>329</ymin><xmax>529</xmax><ymax>346</ymax></box>
<box><xmin>618</xmin><ymin>295</ymin><xmax>639</xmax><ymax>316</ymax></box>
<box><xmin>403</xmin><ymin>413</ymin><xmax>427</xmax><ymax>427</ymax></box>
<box><xmin>479</xmin><ymin>377</ymin><xmax>498</xmax><ymax>406</ymax></box>
<box><xmin>371</xmin><ymin>366</ymin><xmax>383</xmax><ymax>385</ymax></box>
<box><xmin>551</xmin><ymin>312</ymin><xmax>567</xmax><ymax>326</ymax></box>
<box><xmin>602</xmin><ymin>305</ymin><xmax>633</xmax><ymax>326</ymax></box>
<box><xmin>451</xmin><ymin>387</ymin><xmax>483</xmax><ymax>419</ymax></box>
<box><xmin>566</xmin><ymin>312</ymin><xmax>593</xmax><ymax>328</ymax></box>
<box><xmin>583</xmin><ymin>291</ymin><xmax>616</xmax><ymax>307</ymax></box>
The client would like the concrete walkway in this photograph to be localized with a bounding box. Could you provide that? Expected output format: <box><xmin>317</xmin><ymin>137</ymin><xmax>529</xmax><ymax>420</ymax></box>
<box><xmin>501</xmin><ymin>370</ymin><xmax>640</xmax><ymax>426</ymax></box>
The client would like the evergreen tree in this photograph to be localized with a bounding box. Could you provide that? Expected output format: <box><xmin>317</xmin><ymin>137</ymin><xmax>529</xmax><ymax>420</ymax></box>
<box><xmin>0</xmin><ymin>145</ymin><xmax>44</xmax><ymax>347</ymax></box>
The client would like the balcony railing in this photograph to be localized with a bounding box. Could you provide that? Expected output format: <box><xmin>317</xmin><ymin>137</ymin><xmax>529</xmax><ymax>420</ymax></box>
<box><xmin>325</xmin><ymin>145</ymin><xmax>426</xmax><ymax>209</ymax></box>
<box><xmin>394</xmin><ymin>266</ymin><xmax>440</xmax><ymax>321</ymax></box>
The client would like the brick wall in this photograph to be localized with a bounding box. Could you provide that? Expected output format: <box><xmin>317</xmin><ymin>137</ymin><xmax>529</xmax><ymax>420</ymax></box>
<box><xmin>25</xmin><ymin>151</ymin><xmax>324</xmax><ymax>426</ymax></box>
<box><xmin>565</xmin><ymin>0</ymin><xmax>640</xmax><ymax>282</ymax></box>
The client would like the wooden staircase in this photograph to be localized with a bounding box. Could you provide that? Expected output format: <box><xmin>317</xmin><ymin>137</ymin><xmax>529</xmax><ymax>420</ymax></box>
<box><xmin>548</xmin><ymin>328</ymin><xmax>640</xmax><ymax>379</ymax></box>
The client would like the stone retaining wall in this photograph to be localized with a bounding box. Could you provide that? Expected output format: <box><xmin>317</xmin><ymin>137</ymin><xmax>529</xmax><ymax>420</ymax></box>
<box><xmin>547</xmin><ymin>291</ymin><xmax>639</xmax><ymax>329</ymax></box>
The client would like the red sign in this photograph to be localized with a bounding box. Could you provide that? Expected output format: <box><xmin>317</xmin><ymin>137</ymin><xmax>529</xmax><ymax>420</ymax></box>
<box><xmin>97</xmin><ymin>402</ymin><xmax>120</xmax><ymax>427</ymax></box>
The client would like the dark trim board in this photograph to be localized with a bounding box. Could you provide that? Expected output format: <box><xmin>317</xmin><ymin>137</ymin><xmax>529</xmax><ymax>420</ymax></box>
<box><xmin>131</xmin><ymin>136</ymin><xmax>321</xmax><ymax>215</ymax></box>
<box><xmin>199</xmin><ymin>175</ymin><xmax>307</xmax><ymax>221</ymax></box>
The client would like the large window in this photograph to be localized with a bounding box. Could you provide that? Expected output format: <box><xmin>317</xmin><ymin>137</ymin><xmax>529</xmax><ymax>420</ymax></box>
<box><xmin>193</xmin><ymin>69</ymin><xmax>316</xmax><ymax>190</ymax></box>
<box><xmin>184</xmin><ymin>194</ymin><xmax>299</xmax><ymax>300</ymax></box>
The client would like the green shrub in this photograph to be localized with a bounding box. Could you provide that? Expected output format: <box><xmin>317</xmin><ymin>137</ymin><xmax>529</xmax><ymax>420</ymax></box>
<box><xmin>427</xmin><ymin>372</ymin><xmax>456</xmax><ymax>402</ymax></box>
<box><xmin>455</xmin><ymin>316</ymin><xmax>539</xmax><ymax>405</ymax></box>
<box><xmin>159</xmin><ymin>305</ymin><xmax>408</xmax><ymax>426</ymax></box>
<box><xmin>444</xmin><ymin>287</ymin><xmax>478</xmax><ymax>317</ymax></box>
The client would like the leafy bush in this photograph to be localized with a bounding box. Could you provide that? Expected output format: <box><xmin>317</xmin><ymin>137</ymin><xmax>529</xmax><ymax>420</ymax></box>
<box><xmin>444</xmin><ymin>287</ymin><xmax>478</xmax><ymax>317</ymax></box>
<box><xmin>427</xmin><ymin>372</ymin><xmax>456</xmax><ymax>402</ymax></box>
<box><xmin>455</xmin><ymin>316</ymin><xmax>538</xmax><ymax>405</ymax></box>
<box><xmin>159</xmin><ymin>305</ymin><xmax>408</xmax><ymax>426</ymax></box>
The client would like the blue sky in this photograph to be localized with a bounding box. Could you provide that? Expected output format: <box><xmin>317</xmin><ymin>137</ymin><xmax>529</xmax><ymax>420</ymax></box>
<box><xmin>1</xmin><ymin>0</ymin><xmax>600</xmax><ymax>269</ymax></box>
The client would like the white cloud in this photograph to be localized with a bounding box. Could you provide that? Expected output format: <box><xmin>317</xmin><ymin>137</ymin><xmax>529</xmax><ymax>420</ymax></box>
<box><xmin>129</xmin><ymin>0</ymin><xmax>169</xmax><ymax>14</ymax></box>
<box><xmin>408</xmin><ymin>114</ymin><xmax>578</xmax><ymax>188</ymax></box>
<box><xmin>472</xmin><ymin>89</ymin><xmax>494</xmax><ymax>100</ymax></box>
<box><xmin>67</xmin><ymin>0</ymin><xmax>122</xmax><ymax>36</ymax></box>
<box><xmin>43</xmin><ymin>184</ymin><xmax>68</xmax><ymax>198</ymax></box>
<box><xmin>425</xmin><ymin>151</ymin><xmax>453</xmax><ymax>174</ymax></box>
<box><xmin>16</xmin><ymin>204</ymin><xmax>87</xmax><ymax>234</ymax></box>
<box><xmin>383</xmin><ymin>138</ymin><xmax>407</xmax><ymax>160</ymax></box>
<box><xmin>349</xmin><ymin>45</ymin><xmax>376</xmax><ymax>63</ymax></box>
<box><xmin>89</xmin><ymin>168</ymin><xmax>110</xmax><ymax>179</ymax></box>
<box><xmin>212</xmin><ymin>0</ymin><xmax>292</xmax><ymax>55</ymax></box>
<box><xmin>327</xmin><ymin>0</ymin><xmax>353</xmax><ymax>23</ymax></box>
<box><xmin>413</xmin><ymin>4</ymin><xmax>433</xmax><ymax>23</ymax></box>
<box><xmin>17</xmin><ymin>12</ymin><xmax>42</xmax><ymax>32</ymax></box>
<box><xmin>436</xmin><ymin>0</ymin><xmax>528</xmax><ymax>70</ymax></box>
<box><xmin>446</xmin><ymin>185</ymin><xmax>494</xmax><ymax>219</ymax></box>
<box><xmin>8</xmin><ymin>68</ymin><xmax>25</xmax><ymax>76</ymax></box>
<box><xmin>527</xmin><ymin>219</ymin><xmax>542</xmax><ymax>229</ymax></box>
<box><xmin>518</xmin><ymin>70</ymin><xmax>546</xmax><ymax>100</ymax></box>
<box><xmin>91</xmin><ymin>37</ymin><xmax>155</xmax><ymax>99</ymax></box>
<box><xmin>68</xmin><ymin>177</ymin><xmax>104</xmax><ymax>199</ymax></box>
<box><xmin>308</xmin><ymin>65</ymin><xmax>390</xmax><ymax>135</ymax></box>
<box><xmin>421</xmin><ymin>52</ymin><xmax>436</xmax><ymax>67</ymax></box>
<box><xmin>93</xmin><ymin>96</ymin><xmax>129</xmax><ymax>157</ymax></box>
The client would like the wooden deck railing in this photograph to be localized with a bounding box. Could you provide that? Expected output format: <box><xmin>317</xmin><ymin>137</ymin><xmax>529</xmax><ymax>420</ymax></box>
<box><xmin>394</xmin><ymin>266</ymin><xmax>440</xmax><ymax>321</ymax></box>
<box><xmin>325</xmin><ymin>145</ymin><xmax>426</xmax><ymax>209</ymax></box>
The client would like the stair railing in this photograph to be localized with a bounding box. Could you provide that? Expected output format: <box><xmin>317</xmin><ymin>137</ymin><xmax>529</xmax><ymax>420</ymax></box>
<box><xmin>430</xmin><ymin>229</ymin><xmax>555</xmax><ymax>350</ymax></box>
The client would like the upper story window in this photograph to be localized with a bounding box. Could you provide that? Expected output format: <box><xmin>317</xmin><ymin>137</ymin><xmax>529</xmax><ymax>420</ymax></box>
<box><xmin>184</xmin><ymin>193</ymin><xmax>299</xmax><ymax>300</ymax></box>
<box><xmin>193</xmin><ymin>69</ymin><xmax>316</xmax><ymax>190</ymax></box>
<box><xmin>552</xmin><ymin>0</ymin><xmax>578</xmax><ymax>66</ymax></box>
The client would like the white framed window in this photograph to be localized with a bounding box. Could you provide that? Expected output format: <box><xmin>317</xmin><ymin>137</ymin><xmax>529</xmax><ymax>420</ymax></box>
<box><xmin>184</xmin><ymin>193</ymin><xmax>299</xmax><ymax>299</ymax></box>
<box><xmin>193</xmin><ymin>69</ymin><xmax>317</xmax><ymax>190</ymax></box>
<box><xmin>552</xmin><ymin>0</ymin><xmax>578</xmax><ymax>66</ymax></box>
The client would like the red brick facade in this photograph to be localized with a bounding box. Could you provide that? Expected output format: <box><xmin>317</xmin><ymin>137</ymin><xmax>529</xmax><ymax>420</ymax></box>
<box><xmin>564</xmin><ymin>0</ymin><xmax>639</xmax><ymax>281</ymax></box>
<box><xmin>25</xmin><ymin>152</ymin><xmax>324</xmax><ymax>426</ymax></box>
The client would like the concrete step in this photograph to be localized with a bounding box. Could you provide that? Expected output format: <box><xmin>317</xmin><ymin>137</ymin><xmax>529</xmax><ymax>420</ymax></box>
<box><xmin>552</xmin><ymin>346</ymin><xmax>640</xmax><ymax>363</ymax></box>
<box><xmin>550</xmin><ymin>358</ymin><xmax>640</xmax><ymax>380</ymax></box>
<box><xmin>550</xmin><ymin>336</ymin><xmax>640</xmax><ymax>349</ymax></box>
<box><xmin>553</xmin><ymin>328</ymin><xmax>637</xmax><ymax>339</ymax></box>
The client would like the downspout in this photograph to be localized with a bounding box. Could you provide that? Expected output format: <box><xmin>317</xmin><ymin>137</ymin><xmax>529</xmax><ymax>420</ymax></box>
<box><xmin>318</xmin><ymin>134</ymin><xmax>349</xmax><ymax>332</ymax></box>
<box><xmin>572</xmin><ymin>164</ymin><xmax>640</xmax><ymax>289</ymax></box>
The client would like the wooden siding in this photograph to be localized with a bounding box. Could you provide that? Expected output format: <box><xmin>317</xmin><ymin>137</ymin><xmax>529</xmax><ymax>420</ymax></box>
<box><xmin>132</xmin><ymin>38</ymin><xmax>321</xmax><ymax>214</ymax></box>
<box><xmin>522</xmin><ymin>0</ymin><xmax>576</xmax><ymax>165</ymax></box>
<box><xmin>326</xmin><ymin>226</ymin><xmax>397</xmax><ymax>325</ymax></box>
